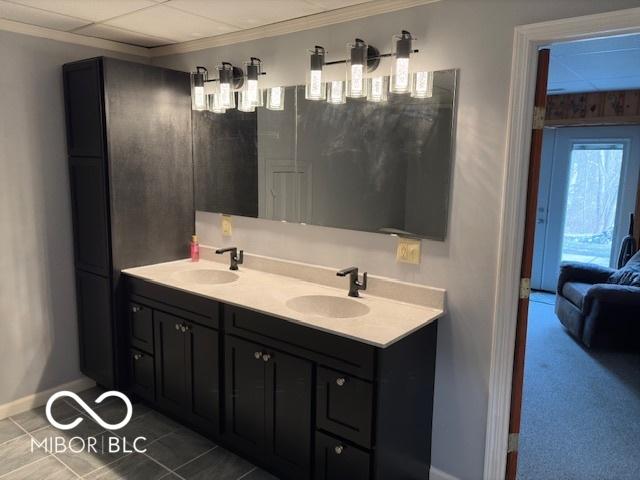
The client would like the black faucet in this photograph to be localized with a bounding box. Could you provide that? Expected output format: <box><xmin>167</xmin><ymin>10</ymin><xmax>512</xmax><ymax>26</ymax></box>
<box><xmin>215</xmin><ymin>247</ymin><xmax>243</xmax><ymax>271</ymax></box>
<box><xmin>337</xmin><ymin>267</ymin><xmax>367</xmax><ymax>297</ymax></box>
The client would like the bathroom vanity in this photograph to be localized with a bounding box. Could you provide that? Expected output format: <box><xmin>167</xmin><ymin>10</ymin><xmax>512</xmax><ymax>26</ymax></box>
<box><xmin>122</xmin><ymin>253</ymin><xmax>444</xmax><ymax>480</ymax></box>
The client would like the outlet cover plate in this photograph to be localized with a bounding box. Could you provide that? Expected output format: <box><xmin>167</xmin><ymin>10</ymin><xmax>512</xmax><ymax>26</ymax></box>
<box><xmin>396</xmin><ymin>237</ymin><xmax>421</xmax><ymax>264</ymax></box>
<box><xmin>222</xmin><ymin>215</ymin><xmax>232</xmax><ymax>237</ymax></box>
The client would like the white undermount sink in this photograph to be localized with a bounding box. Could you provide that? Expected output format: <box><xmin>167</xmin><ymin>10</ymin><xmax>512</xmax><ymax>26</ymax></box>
<box><xmin>171</xmin><ymin>269</ymin><xmax>238</xmax><ymax>285</ymax></box>
<box><xmin>286</xmin><ymin>294</ymin><xmax>370</xmax><ymax>319</ymax></box>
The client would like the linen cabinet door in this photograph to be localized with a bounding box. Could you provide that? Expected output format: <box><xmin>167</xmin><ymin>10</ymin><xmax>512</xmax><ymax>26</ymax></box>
<box><xmin>265</xmin><ymin>349</ymin><xmax>313</xmax><ymax>480</ymax></box>
<box><xmin>224</xmin><ymin>336</ymin><xmax>267</xmax><ymax>461</ymax></box>
<box><xmin>154</xmin><ymin>311</ymin><xmax>187</xmax><ymax>417</ymax></box>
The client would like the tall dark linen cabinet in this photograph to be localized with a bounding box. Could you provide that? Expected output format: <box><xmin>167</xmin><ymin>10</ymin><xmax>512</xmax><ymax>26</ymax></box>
<box><xmin>63</xmin><ymin>57</ymin><xmax>194</xmax><ymax>388</ymax></box>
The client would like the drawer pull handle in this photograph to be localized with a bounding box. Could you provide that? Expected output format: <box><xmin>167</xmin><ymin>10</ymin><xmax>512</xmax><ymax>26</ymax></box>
<box><xmin>133</xmin><ymin>353</ymin><xmax>143</xmax><ymax>360</ymax></box>
<box><xmin>334</xmin><ymin>445</ymin><xmax>344</xmax><ymax>455</ymax></box>
<box><xmin>131</xmin><ymin>306</ymin><xmax>141</xmax><ymax>313</ymax></box>
<box><xmin>336</xmin><ymin>377</ymin><xmax>346</xmax><ymax>387</ymax></box>
<box><xmin>262</xmin><ymin>353</ymin><xmax>271</xmax><ymax>362</ymax></box>
<box><xmin>254</xmin><ymin>351</ymin><xmax>263</xmax><ymax>360</ymax></box>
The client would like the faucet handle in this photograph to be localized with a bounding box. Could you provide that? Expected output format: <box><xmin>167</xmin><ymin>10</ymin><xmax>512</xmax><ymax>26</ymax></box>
<box><xmin>359</xmin><ymin>272</ymin><xmax>367</xmax><ymax>290</ymax></box>
<box><xmin>237</xmin><ymin>250</ymin><xmax>244</xmax><ymax>265</ymax></box>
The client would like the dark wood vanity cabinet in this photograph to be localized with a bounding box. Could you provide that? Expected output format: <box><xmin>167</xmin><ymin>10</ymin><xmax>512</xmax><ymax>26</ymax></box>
<box><xmin>124</xmin><ymin>275</ymin><xmax>438</xmax><ymax>480</ymax></box>
<box><xmin>63</xmin><ymin>57</ymin><xmax>194</xmax><ymax>389</ymax></box>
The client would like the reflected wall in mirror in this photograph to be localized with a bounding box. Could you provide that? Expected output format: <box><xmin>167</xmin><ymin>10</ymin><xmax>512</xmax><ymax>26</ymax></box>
<box><xmin>193</xmin><ymin>69</ymin><xmax>457</xmax><ymax>240</ymax></box>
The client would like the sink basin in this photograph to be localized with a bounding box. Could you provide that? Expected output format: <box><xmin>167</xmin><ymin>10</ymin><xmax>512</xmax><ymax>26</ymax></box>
<box><xmin>172</xmin><ymin>269</ymin><xmax>238</xmax><ymax>285</ymax></box>
<box><xmin>286</xmin><ymin>295</ymin><xmax>370</xmax><ymax>319</ymax></box>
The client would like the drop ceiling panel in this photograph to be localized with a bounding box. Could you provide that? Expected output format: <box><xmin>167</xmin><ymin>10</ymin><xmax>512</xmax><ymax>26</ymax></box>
<box><xmin>590</xmin><ymin>76</ymin><xmax>640</xmax><ymax>91</ymax></box>
<box><xmin>560</xmin><ymin>50</ymin><xmax>640</xmax><ymax>81</ymax></box>
<box><xmin>548</xmin><ymin>57</ymin><xmax>584</xmax><ymax>83</ymax></box>
<box><xmin>546</xmin><ymin>80</ymin><xmax>598</xmax><ymax>94</ymax></box>
<box><xmin>166</xmin><ymin>0</ymin><xmax>323</xmax><ymax>29</ymax></box>
<box><xmin>105</xmin><ymin>4</ymin><xmax>238</xmax><ymax>42</ymax></box>
<box><xmin>0</xmin><ymin>0</ymin><xmax>89</xmax><ymax>30</ymax></box>
<box><xmin>10</xmin><ymin>0</ymin><xmax>156</xmax><ymax>22</ymax></box>
<box><xmin>74</xmin><ymin>23</ymin><xmax>172</xmax><ymax>47</ymax></box>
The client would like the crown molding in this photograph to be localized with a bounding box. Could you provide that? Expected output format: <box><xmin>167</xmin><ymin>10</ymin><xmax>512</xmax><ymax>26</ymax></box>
<box><xmin>0</xmin><ymin>18</ymin><xmax>150</xmax><ymax>57</ymax></box>
<box><xmin>149</xmin><ymin>0</ymin><xmax>441</xmax><ymax>57</ymax></box>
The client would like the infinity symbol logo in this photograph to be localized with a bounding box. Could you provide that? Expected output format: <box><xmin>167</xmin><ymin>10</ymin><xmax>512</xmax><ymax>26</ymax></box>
<box><xmin>46</xmin><ymin>391</ymin><xmax>133</xmax><ymax>431</ymax></box>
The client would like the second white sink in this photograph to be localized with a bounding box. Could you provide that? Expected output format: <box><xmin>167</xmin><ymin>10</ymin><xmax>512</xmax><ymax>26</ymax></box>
<box><xmin>172</xmin><ymin>269</ymin><xmax>238</xmax><ymax>285</ymax></box>
<box><xmin>286</xmin><ymin>295</ymin><xmax>370</xmax><ymax>319</ymax></box>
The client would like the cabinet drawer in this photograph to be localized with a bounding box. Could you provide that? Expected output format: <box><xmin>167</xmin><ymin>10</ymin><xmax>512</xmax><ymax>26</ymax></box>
<box><xmin>130</xmin><ymin>349</ymin><xmax>154</xmax><ymax>402</ymax></box>
<box><xmin>315</xmin><ymin>431</ymin><xmax>370</xmax><ymax>480</ymax></box>
<box><xmin>129</xmin><ymin>302</ymin><xmax>153</xmax><ymax>353</ymax></box>
<box><xmin>317</xmin><ymin>367</ymin><xmax>373</xmax><ymax>448</ymax></box>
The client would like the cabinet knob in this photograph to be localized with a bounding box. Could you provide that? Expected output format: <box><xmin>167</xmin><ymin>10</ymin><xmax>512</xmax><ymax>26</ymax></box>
<box><xmin>334</xmin><ymin>445</ymin><xmax>344</xmax><ymax>455</ymax></box>
<box><xmin>262</xmin><ymin>353</ymin><xmax>271</xmax><ymax>362</ymax></box>
<box><xmin>180</xmin><ymin>324</ymin><xmax>187</xmax><ymax>333</ymax></box>
<box><xmin>133</xmin><ymin>353</ymin><xmax>143</xmax><ymax>361</ymax></box>
<box><xmin>131</xmin><ymin>306</ymin><xmax>141</xmax><ymax>313</ymax></box>
<box><xmin>254</xmin><ymin>351</ymin><xmax>263</xmax><ymax>360</ymax></box>
<box><xmin>336</xmin><ymin>377</ymin><xmax>346</xmax><ymax>387</ymax></box>
<box><xmin>184</xmin><ymin>324</ymin><xmax>191</xmax><ymax>332</ymax></box>
<box><xmin>175</xmin><ymin>323</ymin><xmax>180</xmax><ymax>331</ymax></box>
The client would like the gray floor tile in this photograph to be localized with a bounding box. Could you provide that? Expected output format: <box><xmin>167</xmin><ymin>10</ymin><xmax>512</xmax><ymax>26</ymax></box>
<box><xmin>10</xmin><ymin>400</ymin><xmax>79</xmax><ymax>433</ymax></box>
<box><xmin>0</xmin><ymin>434</ymin><xmax>48</xmax><ymax>476</ymax></box>
<box><xmin>241</xmin><ymin>468</ymin><xmax>279</xmax><ymax>480</ymax></box>
<box><xmin>92</xmin><ymin>398</ymin><xmax>150</xmax><ymax>426</ymax></box>
<box><xmin>2</xmin><ymin>455</ymin><xmax>77</xmax><ymax>480</ymax></box>
<box><xmin>114</xmin><ymin>411</ymin><xmax>181</xmax><ymax>449</ymax></box>
<box><xmin>175</xmin><ymin>447</ymin><xmax>254</xmax><ymax>480</ymax></box>
<box><xmin>145</xmin><ymin>428</ymin><xmax>215</xmax><ymax>470</ymax></box>
<box><xmin>84</xmin><ymin>453</ymin><xmax>170</xmax><ymax>480</ymax></box>
<box><xmin>0</xmin><ymin>418</ymin><xmax>26</xmax><ymax>445</ymax></box>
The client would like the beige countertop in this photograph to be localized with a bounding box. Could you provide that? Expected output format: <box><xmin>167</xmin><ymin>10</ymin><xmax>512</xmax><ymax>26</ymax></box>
<box><xmin>122</xmin><ymin>256</ymin><xmax>445</xmax><ymax>348</ymax></box>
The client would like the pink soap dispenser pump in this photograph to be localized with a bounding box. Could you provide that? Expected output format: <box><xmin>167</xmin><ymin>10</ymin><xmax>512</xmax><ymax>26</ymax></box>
<box><xmin>190</xmin><ymin>235</ymin><xmax>199</xmax><ymax>262</ymax></box>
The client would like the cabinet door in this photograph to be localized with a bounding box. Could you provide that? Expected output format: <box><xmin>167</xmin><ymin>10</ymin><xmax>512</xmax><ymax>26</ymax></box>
<box><xmin>265</xmin><ymin>349</ymin><xmax>313</xmax><ymax>479</ymax></box>
<box><xmin>315</xmin><ymin>431</ymin><xmax>370</xmax><ymax>480</ymax></box>
<box><xmin>130</xmin><ymin>349</ymin><xmax>155</xmax><ymax>402</ymax></box>
<box><xmin>224</xmin><ymin>336</ymin><xmax>267</xmax><ymax>459</ymax></box>
<box><xmin>155</xmin><ymin>311</ymin><xmax>187</xmax><ymax>416</ymax></box>
<box><xmin>76</xmin><ymin>270</ymin><xmax>114</xmax><ymax>387</ymax></box>
<box><xmin>186</xmin><ymin>322</ymin><xmax>220</xmax><ymax>437</ymax></box>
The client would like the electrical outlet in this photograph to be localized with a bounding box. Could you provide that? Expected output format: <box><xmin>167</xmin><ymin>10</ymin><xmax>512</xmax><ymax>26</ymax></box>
<box><xmin>396</xmin><ymin>238</ymin><xmax>421</xmax><ymax>264</ymax></box>
<box><xmin>221</xmin><ymin>215</ymin><xmax>232</xmax><ymax>237</ymax></box>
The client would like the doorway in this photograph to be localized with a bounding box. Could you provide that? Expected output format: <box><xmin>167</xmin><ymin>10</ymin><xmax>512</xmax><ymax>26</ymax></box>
<box><xmin>532</xmin><ymin>126</ymin><xmax>640</xmax><ymax>291</ymax></box>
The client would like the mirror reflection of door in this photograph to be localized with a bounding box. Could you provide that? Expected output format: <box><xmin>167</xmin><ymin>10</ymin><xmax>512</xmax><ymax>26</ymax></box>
<box><xmin>532</xmin><ymin>126</ymin><xmax>640</xmax><ymax>292</ymax></box>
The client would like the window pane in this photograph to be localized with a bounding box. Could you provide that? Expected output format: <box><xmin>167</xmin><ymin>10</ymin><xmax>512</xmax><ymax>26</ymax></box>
<box><xmin>561</xmin><ymin>143</ymin><xmax>623</xmax><ymax>267</ymax></box>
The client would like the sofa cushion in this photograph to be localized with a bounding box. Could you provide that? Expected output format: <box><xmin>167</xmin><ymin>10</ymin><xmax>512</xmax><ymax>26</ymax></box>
<box><xmin>562</xmin><ymin>282</ymin><xmax>592</xmax><ymax>310</ymax></box>
<box><xmin>608</xmin><ymin>250</ymin><xmax>640</xmax><ymax>287</ymax></box>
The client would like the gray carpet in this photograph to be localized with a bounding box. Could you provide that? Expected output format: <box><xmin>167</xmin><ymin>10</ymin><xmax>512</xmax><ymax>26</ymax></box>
<box><xmin>517</xmin><ymin>294</ymin><xmax>640</xmax><ymax>480</ymax></box>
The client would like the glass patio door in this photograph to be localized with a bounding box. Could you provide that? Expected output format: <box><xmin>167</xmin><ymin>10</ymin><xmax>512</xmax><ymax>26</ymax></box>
<box><xmin>532</xmin><ymin>126</ymin><xmax>640</xmax><ymax>292</ymax></box>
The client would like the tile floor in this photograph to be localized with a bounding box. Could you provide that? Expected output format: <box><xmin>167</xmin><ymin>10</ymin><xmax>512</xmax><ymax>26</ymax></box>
<box><xmin>0</xmin><ymin>388</ymin><xmax>277</xmax><ymax>480</ymax></box>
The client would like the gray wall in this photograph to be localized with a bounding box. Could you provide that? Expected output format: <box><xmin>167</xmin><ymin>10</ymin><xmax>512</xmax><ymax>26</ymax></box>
<box><xmin>153</xmin><ymin>1</ymin><xmax>640</xmax><ymax>478</ymax></box>
<box><xmin>0</xmin><ymin>30</ymin><xmax>147</xmax><ymax>406</ymax></box>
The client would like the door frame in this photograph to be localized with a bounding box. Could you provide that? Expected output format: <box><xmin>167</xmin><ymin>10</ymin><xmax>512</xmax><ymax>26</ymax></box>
<box><xmin>483</xmin><ymin>7</ymin><xmax>640</xmax><ymax>479</ymax></box>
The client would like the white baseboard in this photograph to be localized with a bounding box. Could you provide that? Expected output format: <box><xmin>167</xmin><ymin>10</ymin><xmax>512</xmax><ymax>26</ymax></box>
<box><xmin>0</xmin><ymin>377</ymin><xmax>96</xmax><ymax>420</ymax></box>
<box><xmin>431</xmin><ymin>466</ymin><xmax>460</xmax><ymax>480</ymax></box>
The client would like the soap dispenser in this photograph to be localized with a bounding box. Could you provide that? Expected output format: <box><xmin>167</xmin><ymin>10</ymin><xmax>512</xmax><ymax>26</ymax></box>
<box><xmin>190</xmin><ymin>235</ymin><xmax>199</xmax><ymax>262</ymax></box>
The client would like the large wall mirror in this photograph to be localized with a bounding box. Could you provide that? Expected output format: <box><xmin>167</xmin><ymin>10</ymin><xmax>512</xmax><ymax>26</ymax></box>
<box><xmin>193</xmin><ymin>69</ymin><xmax>457</xmax><ymax>240</ymax></box>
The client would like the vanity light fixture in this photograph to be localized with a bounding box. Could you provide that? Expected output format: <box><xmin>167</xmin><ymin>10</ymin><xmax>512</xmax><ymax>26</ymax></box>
<box><xmin>390</xmin><ymin>30</ymin><xmax>414</xmax><ymax>94</ymax></box>
<box><xmin>327</xmin><ymin>80</ymin><xmax>346</xmax><ymax>104</ymax></box>
<box><xmin>241</xmin><ymin>57</ymin><xmax>264</xmax><ymax>108</ymax></box>
<box><xmin>345</xmin><ymin>38</ymin><xmax>380</xmax><ymax>98</ymax></box>
<box><xmin>411</xmin><ymin>71</ymin><xmax>434</xmax><ymax>98</ymax></box>
<box><xmin>367</xmin><ymin>76</ymin><xmax>389</xmax><ymax>102</ymax></box>
<box><xmin>266</xmin><ymin>86</ymin><xmax>285</xmax><ymax>110</ymax></box>
<box><xmin>305</xmin><ymin>46</ymin><xmax>326</xmax><ymax>101</ymax></box>
<box><xmin>190</xmin><ymin>66</ymin><xmax>208</xmax><ymax>111</ymax></box>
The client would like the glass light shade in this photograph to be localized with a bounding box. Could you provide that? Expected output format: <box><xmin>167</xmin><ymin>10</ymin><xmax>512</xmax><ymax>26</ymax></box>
<box><xmin>237</xmin><ymin>91</ymin><xmax>256</xmax><ymax>112</ymax></box>
<box><xmin>389</xmin><ymin>31</ymin><xmax>413</xmax><ymax>94</ymax></box>
<box><xmin>305</xmin><ymin>46</ymin><xmax>326</xmax><ymax>100</ymax></box>
<box><xmin>367</xmin><ymin>76</ymin><xmax>389</xmax><ymax>102</ymax></box>
<box><xmin>346</xmin><ymin>40</ymin><xmax>368</xmax><ymax>98</ymax></box>
<box><xmin>206</xmin><ymin>93</ymin><xmax>226</xmax><ymax>113</ymax></box>
<box><xmin>191</xmin><ymin>69</ymin><xmax>208</xmax><ymax>111</ymax></box>
<box><xmin>266</xmin><ymin>87</ymin><xmax>285</xmax><ymax>111</ymax></box>
<box><xmin>216</xmin><ymin>63</ymin><xmax>236</xmax><ymax>109</ymax></box>
<box><xmin>327</xmin><ymin>80</ymin><xmax>346</xmax><ymax>105</ymax></box>
<box><xmin>411</xmin><ymin>71</ymin><xmax>434</xmax><ymax>98</ymax></box>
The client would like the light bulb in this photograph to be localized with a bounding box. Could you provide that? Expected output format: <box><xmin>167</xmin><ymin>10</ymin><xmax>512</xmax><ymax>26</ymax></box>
<box><xmin>247</xmin><ymin>79</ymin><xmax>258</xmax><ymax>104</ymax></box>
<box><xmin>350</xmin><ymin>64</ymin><xmax>364</xmax><ymax>96</ymax></box>
<box><xmin>194</xmin><ymin>86</ymin><xmax>205</xmax><ymax>109</ymax></box>
<box><xmin>309</xmin><ymin>70</ymin><xmax>322</xmax><ymax>99</ymax></box>
<box><xmin>394</xmin><ymin>58</ymin><xmax>410</xmax><ymax>92</ymax></box>
<box><xmin>219</xmin><ymin>82</ymin><xmax>233</xmax><ymax>108</ymax></box>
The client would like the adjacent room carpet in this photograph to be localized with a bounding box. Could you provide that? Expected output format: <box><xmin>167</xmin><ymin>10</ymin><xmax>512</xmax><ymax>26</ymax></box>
<box><xmin>517</xmin><ymin>293</ymin><xmax>640</xmax><ymax>480</ymax></box>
